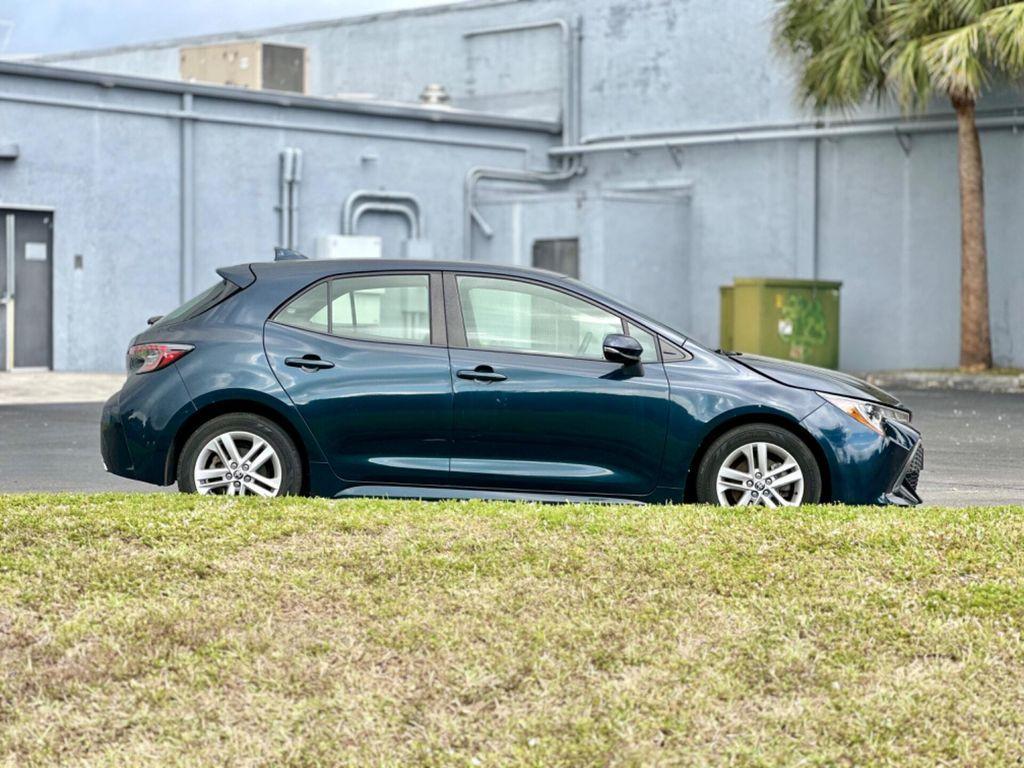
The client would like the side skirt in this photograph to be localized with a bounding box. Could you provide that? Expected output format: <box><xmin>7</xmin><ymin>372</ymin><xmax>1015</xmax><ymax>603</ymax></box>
<box><xmin>334</xmin><ymin>485</ymin><xmax>655</xmax><ymax>505</ymax></box>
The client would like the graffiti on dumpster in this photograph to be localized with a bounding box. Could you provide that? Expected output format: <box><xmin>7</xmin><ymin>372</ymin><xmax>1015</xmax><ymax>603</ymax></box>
<box><xmin>776</xmin><ymin>292</ymin><xmax>828</xmax><ymax>362</ymax></box>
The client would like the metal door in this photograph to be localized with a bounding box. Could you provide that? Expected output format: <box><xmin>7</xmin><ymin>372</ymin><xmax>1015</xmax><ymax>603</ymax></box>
<box><xmin>0</xmin><ymin>210</ymin><xmax>53</xmax><ymax>370</ymax></box>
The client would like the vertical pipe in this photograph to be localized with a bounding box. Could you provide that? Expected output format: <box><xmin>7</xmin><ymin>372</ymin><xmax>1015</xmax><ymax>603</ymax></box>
<box><xmin>180</xmin><ymin>93</ymin><xmax>195</xmax><ymax>302</ymax></box>
<box><xmin>3</xmin><ymin>213</ymin><xmax>14</xmax><ymax>370</ymax></box>
<box><xmin>278</xmin><ymin>148</ymin><xmax>292</xmax><ymax>248</ymax></box>
<box><xmin>572</xmin><ymin>15</ymin><xmax>583</xmax><ymax>146</ymax></box>
<box><xmin>463</xmin><ymin>20</ymin><xmax>571</xmax><ymax>148</ymax></box>
<box><xmin>812</xmin><ymin>136</ymin><xmax>820</xmax><ymax>280</ymax></box>
<box><xmin>289</xmin><ymin>148</ymin><xmax>303</xmax><ymax>250</ymax></box>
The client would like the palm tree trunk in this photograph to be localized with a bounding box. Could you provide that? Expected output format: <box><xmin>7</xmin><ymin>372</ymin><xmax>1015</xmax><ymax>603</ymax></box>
<box><xmin>952</xmin><ymin>96</ymin><xmax>993</xmax><ymax>370</ymax></box>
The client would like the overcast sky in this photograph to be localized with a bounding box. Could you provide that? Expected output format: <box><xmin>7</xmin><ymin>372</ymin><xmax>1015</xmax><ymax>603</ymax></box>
<box><xmin>0</xmin><ymin>0</ymin><xmax>452</xmax><ymax>55</ymax></box>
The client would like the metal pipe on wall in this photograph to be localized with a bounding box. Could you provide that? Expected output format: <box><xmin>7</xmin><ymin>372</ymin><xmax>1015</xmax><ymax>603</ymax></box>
<box><xmin>462</xmin><ymin>158</ymin><xmax>583</xmax><ymax>261</ymax></box>
<box><xmin>289</xmin><ymin>149</ymin><xmax>303</xmax><ymax>250</ymax></box>
<box><xmin>1</xmin><ymin>213</ymin><xmax>15</xmax><ymax>370</ymax></box>
<box><xmin>462</xmin><ymin>15</ymin><xmax>586</xmax><ymax>260</ymax></box>
<box><xmin>278</xmin><ymin>148</ymin><xmax>304</xmax><ymax>250</ymax></box>
<box><xmin>351</xmin><ymin>201</ymin><xmax>421</xmax><ymax>239</ymax></box>
<box><xmin>464</xmin><ymin>18</ymin><xmax>573</xmax><ymax>149</ymax></box>
<box><xmin>549</xmin><ymin>112</ymin><xmax>1024</xmax><ymax>156</ymax></box>
<box><xmin>342</xmin><ymin>190</ymin><xmax>425</xmax><ymax>237</ymax></box>
<box><xmin>278</xmin><ymin>149</ymin><xmax>292</xmax><ymax>248</ymax></box>
<box><xmin>179</xmin><ymin>92</ymin><xmax>195</xmax><ymax>302</ymax></box>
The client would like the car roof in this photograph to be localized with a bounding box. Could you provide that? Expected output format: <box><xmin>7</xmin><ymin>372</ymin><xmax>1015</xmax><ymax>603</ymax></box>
<box><xmin>235</xmin><ymin>257</ymin><xmax>689</xmax><ymax>345</ymax></box>
<box><xmin>245</xmin><ymin>258</ymin><xmax>566</xmax><ymax>282</ymax></box>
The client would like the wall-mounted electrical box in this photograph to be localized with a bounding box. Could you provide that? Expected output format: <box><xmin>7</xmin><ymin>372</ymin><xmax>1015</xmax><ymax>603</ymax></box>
<box><xmin>316</xmin><ymin>235</ymin><xmax>383</xmax><ymax>260</ymax></box>
<box><xmin>180</xmin><ymin>42</ymin><xmax>307</xmax><ymax>93</ymax></box>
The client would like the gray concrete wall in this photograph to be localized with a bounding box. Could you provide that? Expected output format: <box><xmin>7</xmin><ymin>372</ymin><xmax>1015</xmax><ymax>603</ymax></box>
<box><xmin>15</xmin><ymin>0</ymin><xmax>1024</xmax><ymax>370</ymax></box>
<box><xmin>0</xmin><ymin>68</ymin><xmax>553</xmax><ymax>371</ymax></box>
<box><xmin>574</xmin><ymin>130</ymin><xmax>1024</xmax><ymax>371</ymax></box>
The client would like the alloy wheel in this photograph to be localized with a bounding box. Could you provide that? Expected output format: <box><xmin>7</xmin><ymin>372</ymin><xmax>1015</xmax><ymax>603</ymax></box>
<box><xmin>715</xmin><ymin>441</ymin><xmax>805</xmax><ymax>507</ymax></box>
<box><xmin>193</xmin><ymin>430</ymin><xmax>282</xmax><ymax>497</ymax></box>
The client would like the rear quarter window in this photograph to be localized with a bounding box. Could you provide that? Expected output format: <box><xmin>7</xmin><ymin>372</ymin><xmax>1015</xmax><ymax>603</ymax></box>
<box><xmin>152</xmin><ymin>280</ymin><xmax>238</xmax><ymax>328</ymax></box>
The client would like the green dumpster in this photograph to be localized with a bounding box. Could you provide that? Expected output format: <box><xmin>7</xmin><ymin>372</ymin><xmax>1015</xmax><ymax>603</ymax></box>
<box><xmin>719</xmin><ymin>277</ymin><xmax>842</xmax><ymax>369</ymax></box>
<box><xmin>719</xmin><ymin>285</ymin><xmax>735</xmax><ymax>352</ymax></box>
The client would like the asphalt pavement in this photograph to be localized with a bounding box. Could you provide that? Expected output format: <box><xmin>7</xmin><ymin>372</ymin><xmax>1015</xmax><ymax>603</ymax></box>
<box><xmin>0</xmin><ymin>390</ymin><xmax>1021</xmax><ymax>505</ymax></box>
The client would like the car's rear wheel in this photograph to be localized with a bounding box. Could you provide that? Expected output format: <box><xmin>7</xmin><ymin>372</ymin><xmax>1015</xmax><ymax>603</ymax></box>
<box><xmin>177</xmin><ymin>414</ymin><xmax>302</xmax><ymax>497</ymax></box>
<box><xmin>696</xmin><ymin>423</ymin><xmax>821</xmax><ymax>507</ymax></box>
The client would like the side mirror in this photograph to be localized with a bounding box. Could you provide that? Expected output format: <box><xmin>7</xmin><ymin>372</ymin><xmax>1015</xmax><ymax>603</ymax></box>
<box><xmin>147</xmin><ymin>315</ymin><xmax>163</xmax><ymax>326</ymax></box>
<box><xmin>602</xmin><ymin>333</ymin><xmax>643</xmax><ymax>365</ymax></box>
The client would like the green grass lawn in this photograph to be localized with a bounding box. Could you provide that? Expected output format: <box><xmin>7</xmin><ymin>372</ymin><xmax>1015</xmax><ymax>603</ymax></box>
<box><xmin>2</xmin><ymin>496</ymin><xmax>1023</xmax><ymax>766</ymax></box>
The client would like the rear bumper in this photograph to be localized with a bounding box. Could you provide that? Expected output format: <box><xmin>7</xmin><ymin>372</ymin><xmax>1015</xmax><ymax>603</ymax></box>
<box><xmin>100</xmin><ymin>392</ymin><xmax>134</xmax><ymax>477</ymax></box>
<box><xmin>99</xmin><ymin>367</ymin><xmax>196</xmax><ymax>485</ymax></box>
<box><xmin>801</xmin><ymin>403</ymin><xmax>923</xmax><ymax>505</ymax></box>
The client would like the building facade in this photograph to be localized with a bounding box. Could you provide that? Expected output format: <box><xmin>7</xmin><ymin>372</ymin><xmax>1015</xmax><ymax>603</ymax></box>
<box><xmin>2</xmin><ymin>0</ymin><xmax>1023</xmax><ymax>371</ymax></box>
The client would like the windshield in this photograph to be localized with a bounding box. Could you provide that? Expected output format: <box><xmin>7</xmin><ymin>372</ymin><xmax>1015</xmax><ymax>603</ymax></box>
<box><xmin>151</xmin><ymin>280</ymin><xmax>236</xmax><ymax>328</ymax></box>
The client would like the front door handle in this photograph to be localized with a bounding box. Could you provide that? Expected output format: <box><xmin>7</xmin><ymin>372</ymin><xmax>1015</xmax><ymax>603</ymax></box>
<box><xmin>457</xmin><ymin>365</ymin><xmax>507</xmax><ymax>383</ymax></box>
<box><xmin>285</xmin><ymin>355</ymin><xmax>335</xmax><ymax>371</ymax></box>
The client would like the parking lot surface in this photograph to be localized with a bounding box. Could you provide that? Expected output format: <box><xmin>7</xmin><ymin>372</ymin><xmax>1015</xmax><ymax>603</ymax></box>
<box><xmin>0</xmin><ymin>389</ymin><xmax>1020</xmax><ymax>505</ymax></box>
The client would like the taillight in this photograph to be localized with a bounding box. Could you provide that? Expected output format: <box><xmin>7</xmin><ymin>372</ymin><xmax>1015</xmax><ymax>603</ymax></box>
<box><xmin>127</xmin><ymin>343</ymin><xmax>194</xmax><ymax>374</ymax></box>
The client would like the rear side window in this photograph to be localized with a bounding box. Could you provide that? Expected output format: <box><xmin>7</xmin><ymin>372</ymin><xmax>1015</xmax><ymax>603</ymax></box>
<box><xmin>152</xmin><ymin>280</ymin><xmax>237</xmax><ymax>328</ymax></box>
<box><xmin>275</xmin><ymin>274</ymin><xmax>431</xmax><ymax>344</ymax></box>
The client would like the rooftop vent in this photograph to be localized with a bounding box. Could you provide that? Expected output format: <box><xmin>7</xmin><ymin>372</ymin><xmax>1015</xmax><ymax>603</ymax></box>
<box><xmin>180</xmin><ymin>42</ymin><xmax>307</xmax><ymax>94</ymax></box>
<box><xmin>418</xmin><ymin>83</ymin><xmax>451</xmax><ymax>106</ymax></box>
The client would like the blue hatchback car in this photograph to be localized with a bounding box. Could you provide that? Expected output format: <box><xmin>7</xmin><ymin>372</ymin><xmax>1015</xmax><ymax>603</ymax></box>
<box><xmin>101</xmin><ymin>255</ymin><xmax>923</xmax><ymax>506</ymax></box>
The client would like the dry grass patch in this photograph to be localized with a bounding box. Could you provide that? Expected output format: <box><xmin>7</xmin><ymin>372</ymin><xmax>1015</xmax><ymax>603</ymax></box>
<box><xmin>1</xmin><ymin>495</ymin><xmax>1023</xmax><ymax>766</ymax></box>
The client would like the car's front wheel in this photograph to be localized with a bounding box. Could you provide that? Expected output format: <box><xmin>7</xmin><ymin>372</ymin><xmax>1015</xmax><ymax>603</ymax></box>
<box><xmin>696</xmin><ymin>423</ymin><xmax>821</xmax><ymax>507</ymax></box>
<box><xmin>178</xmin><ymin>413</ymin><xmax>302</xmax><ymax>497</ymax></box>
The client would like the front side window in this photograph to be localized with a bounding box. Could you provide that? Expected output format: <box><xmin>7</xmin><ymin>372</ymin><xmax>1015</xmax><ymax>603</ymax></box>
<box><xmin>457</xmin><ymin>275</ymin><xmax>623</xmax><ymax>360</ymax></box>
<box><xmin>276</xmin><ymin>274</ymin><xmax>431</xmax><ymax>344</ymax></box>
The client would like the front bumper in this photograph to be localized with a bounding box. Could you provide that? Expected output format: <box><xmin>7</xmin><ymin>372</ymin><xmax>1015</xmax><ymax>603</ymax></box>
<box><xmin>884</xmin><ymin>440</ymin><xmax>924</xmax><ymax>506</ymax></box>
<box><xmin>801</xmin><ymin>402</ymin><xmax>923</xmax><ymax>505</ymax></box>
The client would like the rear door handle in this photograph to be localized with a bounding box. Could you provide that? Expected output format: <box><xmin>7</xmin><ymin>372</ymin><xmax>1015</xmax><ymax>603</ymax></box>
<box><xmin>285</xmin><ymin>355</ymin><xmax>335</xmax><ymax>371</ymax></box>
<box><xmin>457</xmin><ymin>365</ymin><xmax>507</xmax><ymax>383</ymax></box>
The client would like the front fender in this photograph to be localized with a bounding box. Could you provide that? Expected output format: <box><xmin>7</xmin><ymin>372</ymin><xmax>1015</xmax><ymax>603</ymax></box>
<box><xmin>659</xmin><ymin>350</ymin><xmax>826</xmax><ymax>490</ymax></box>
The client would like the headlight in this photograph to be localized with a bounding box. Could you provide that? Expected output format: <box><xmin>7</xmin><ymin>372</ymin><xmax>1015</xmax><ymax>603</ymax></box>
<box><xmin>817</xmin><ymin>392</ymin><xmax>911</xmax><ymax>436</ymax></box>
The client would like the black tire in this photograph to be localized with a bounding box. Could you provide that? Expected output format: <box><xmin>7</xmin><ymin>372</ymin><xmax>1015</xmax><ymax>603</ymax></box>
<box><xmin>696</xmin><ymin>423</ymin><xmax>821</xmax><ymax>506</ymax></box>
<box><xmin>177</xmin><ymin>413</ymin><xmax>303</xmax><ymax>496</ymax></box>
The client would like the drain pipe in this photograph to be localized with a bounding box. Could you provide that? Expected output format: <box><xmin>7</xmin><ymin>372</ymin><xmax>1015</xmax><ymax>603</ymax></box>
<box><xmin>351</xmin><ymin>201</ymin><xmax>421</xmax><ymax>239</ymax></box>
<box><xmin>549</xmin><ymin>111</ymin><xmax>1024</xmax><ymax>156</ymax></box>
<box><xmin>462</xmin><ymin>15</ymin><xmax>585</xmax><ymax>260</ymax></box>
<box><xmin>465</xmin><ymin>18</ymin><xmax>573</xmax><ymax>148</ymax></box>
<box><xmin>288</xmin><ymin>148</ymin><xmax>303</xmax><ymax>250</ymax></box>
<box><xmin>278</xmin><ymin>148</ymin><xmax>294</xmax><ymax>248</ymax></box>
<box><xmin>180</xmin><ymin>93</ymin><xmax>195</xmax><ymax>301</ymax></box>
<box><xmin>463</xmin><ymin>159</ymin><xmax>582</xmax><ymax>261</ymax></box>
<box><xmin>278</xmin><ymin>147</ymin><xmax>303</xmax><ymax>249</ymax></box>
<box><xmin>342</xmin><ymin>190</ymin><xmax>425</xmax><ymax>237</ymax></box>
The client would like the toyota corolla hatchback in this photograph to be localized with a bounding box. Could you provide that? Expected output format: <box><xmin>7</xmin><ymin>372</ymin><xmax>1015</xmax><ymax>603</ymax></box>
<box><xmin>101</xmin><ymin>256</ymin><xmax>923</xmax><ymax>506</ymax></box>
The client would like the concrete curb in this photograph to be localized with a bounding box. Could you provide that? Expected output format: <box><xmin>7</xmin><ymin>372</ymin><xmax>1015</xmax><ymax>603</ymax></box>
<box><xmin>0</xmin><ymin>372</ymin><xmax>125</xmax><ymax>405</ymax></box>
<box><xmin>866</xmin><ymin>371</ymin><xmax>1024</xmax><ymax>394</ymax></box>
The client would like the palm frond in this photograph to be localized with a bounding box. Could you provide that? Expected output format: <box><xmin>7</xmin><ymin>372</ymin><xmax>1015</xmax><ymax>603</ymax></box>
<box><xmin>887</xmin><ymin>0</ymin><xmax>959</xmax><ymax>40</ymax></box>
<box><xmin>982</xmin><ymin>2</ymin><xmax>1024</xmax><ymax>74</ymax></box>
<box><xmin>776</xmin><ymin>0</ymin><xmax>1024</xmax><ymax>109</ymax></box>
<box><xmin>920</xmin><ymin>20</ymin><xmax>989</xmax><ymax>100</ymax></box>
<box><xmin>774</xmin><ymin>0</ymin><xmax>887</xmax><ymax>110</ymax></box>
<box><xmin>885</xmin><ymin>40</ymin><xmax>935</xmax><ymax>108</ymax></box>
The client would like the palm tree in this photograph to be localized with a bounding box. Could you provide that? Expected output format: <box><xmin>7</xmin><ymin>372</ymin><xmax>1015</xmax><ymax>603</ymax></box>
<box><xmin>775</xmin><ymin>0</ymin><xmax>1024</xmax><ymax>370</ymax></box>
